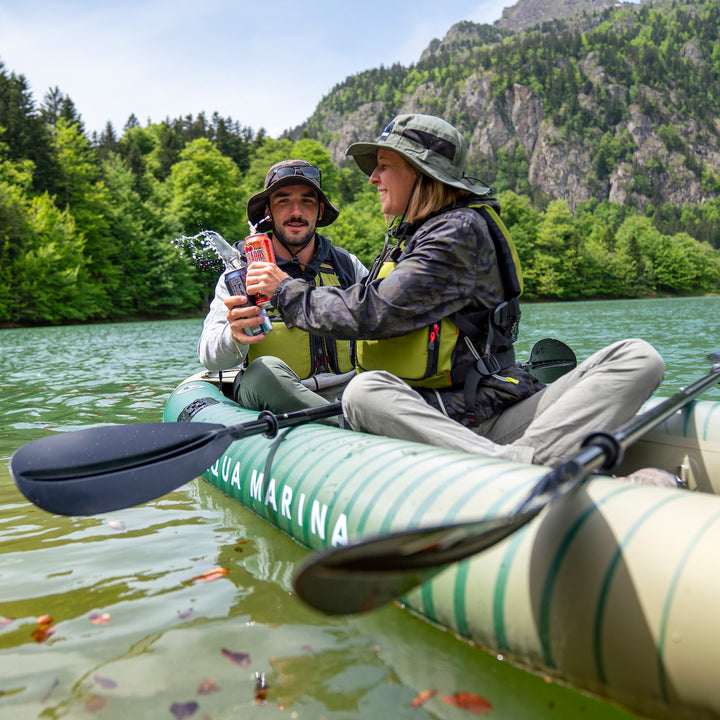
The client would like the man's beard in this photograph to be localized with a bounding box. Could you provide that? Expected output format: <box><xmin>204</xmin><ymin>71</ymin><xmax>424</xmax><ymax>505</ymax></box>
<box><xmin>273</xmin><ymin>219</ymin><xmax>316</xmax><ymax>250</ymax></box>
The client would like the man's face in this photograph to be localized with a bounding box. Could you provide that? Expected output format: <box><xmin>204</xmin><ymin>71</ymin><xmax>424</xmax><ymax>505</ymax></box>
<box><xmin>267</xmin><ymin>184</ymin><xmax>324</xmax><ymax>249</ymax></box>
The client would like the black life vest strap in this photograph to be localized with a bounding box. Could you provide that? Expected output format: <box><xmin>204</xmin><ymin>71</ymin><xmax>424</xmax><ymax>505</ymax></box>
<box><xmin>451</xmin><ymin>298</ymin><xmax>520</xmax><ymax>344</ymax></box>
<box><xmin>461</xmin><ymin>347</ymin><xmax>517</xmax><ymax>427</ymax></box>
<box><xmin>450</xmin><ymin>297</ymin><xmax>520</xmax><ymax>426</ymax></box>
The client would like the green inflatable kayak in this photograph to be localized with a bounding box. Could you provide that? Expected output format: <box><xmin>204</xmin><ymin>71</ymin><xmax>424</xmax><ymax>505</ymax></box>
<box><xmin>164</xmin><ymin>370</ymin><xmax>720</xmax><ymax>720</ymax></box>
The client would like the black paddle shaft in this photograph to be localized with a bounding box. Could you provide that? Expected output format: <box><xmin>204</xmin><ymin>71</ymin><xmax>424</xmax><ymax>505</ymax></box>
<box><xmin>293</xmin><ymin>355</ymin><xmax>720</xmax><ymax>615</ymax></box>
<box><xmin>518</xmin><ymin>356</ymin><xmax>720</xmax><ymax>515</ymax></box>
<box><xmin>7</xmin><ymin>339</ymin><xmax>574</xmax><ymax>517</ymax></box>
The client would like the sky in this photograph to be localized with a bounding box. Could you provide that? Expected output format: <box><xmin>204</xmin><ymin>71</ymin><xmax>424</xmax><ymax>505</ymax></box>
<box><xmin>0</xmin><ymin>0</ymin><xmax>505</xmax><ymax>139</ymax></box>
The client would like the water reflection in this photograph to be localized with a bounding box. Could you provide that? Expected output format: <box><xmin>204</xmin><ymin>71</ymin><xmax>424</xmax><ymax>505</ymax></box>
<box><xmin>2</xmin><ymin>302</ymin><xmax>716</xmax><ymax>718</ymax></box>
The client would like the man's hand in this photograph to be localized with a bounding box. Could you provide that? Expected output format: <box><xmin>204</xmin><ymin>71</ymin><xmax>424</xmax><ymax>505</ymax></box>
<box><xmin>224</xmin><ymin>296</ymin><xmax>267</xmax><ymax>344</ymax></box>
<box><xmin>246</xmin><ymin>262</ymin><xmax>290</xmax><ymax>300</ymax></box>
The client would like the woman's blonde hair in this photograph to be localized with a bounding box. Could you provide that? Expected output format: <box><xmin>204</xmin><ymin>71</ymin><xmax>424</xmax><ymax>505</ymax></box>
<box><xmin>405</xmin><ymin>169</ymin><xmax>473</xmax><ymax>223</ymax></box>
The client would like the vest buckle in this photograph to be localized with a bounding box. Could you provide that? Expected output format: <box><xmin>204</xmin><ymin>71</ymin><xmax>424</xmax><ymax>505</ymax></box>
<box><xmin>475</xmin><ymin>354</ymin><xmax>502</xmax><ymax>376</ymax></box>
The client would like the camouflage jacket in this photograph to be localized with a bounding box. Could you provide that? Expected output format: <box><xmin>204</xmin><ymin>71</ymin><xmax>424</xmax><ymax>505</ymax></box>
<box><xmin>272</xmin><ymin>202</ymin><xmax>544</xmax><ymax>425</ymax></box>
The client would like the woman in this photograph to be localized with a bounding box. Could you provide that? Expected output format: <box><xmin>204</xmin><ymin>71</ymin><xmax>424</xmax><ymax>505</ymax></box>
<box><xmin>246</xmin><ymin>113</ymin><xmax>665</xmax><ymax>469</ymax></box>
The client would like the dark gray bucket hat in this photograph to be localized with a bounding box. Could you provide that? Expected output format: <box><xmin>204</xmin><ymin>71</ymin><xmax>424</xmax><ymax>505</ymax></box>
<box><xmin>246</xmin><ymin>159</ymin><xmax>340</xmax><ymax>228</ymax></box>
<box><xmin>346</xmin><ymin>114</ymin><xmax>491</xmax><ymax>197</ymax></box>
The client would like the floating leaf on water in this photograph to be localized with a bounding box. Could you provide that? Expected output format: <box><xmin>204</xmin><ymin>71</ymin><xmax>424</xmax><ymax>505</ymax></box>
<box><xmin>170</xmin><ymin>701</ymin><xmax>199</xmax><ymax>719</ymax></box>
<box><xmin>191</xmin><ymin>567</ymin><xmax>228</xmax><ymax>583</ymax></box>
<box><xmin>88</xmin><ymin>612</ymin><xmax>111</xmax><ymax>625</ymax></box>
<box><xmin>234</xmin><ymin>541</ymin><xmax>249</xmax><ymax>551</ymax></box>
<box><xmin>197</xmin><ymin>678</ymin><xmax>220</xmax><ymax>695</ymax></box>
<box><xmin>93</xmin><ymin>674</ymin><xmax>117</xmax><ymax>689</ymax></box>
<box><xmin>31</xmin><ymin>625</ymin><xmax>56</xmax><ymax>643</ymax></box>
<box><xmin>84</xmin><ymin>694</ymin><xmax>108</xmax><ymax>715</ymax></box>
<box><xmin>178</xmin><ymin>608</ymin><xmax>194</xmax><ymax>619</ymax></box>
<box><xmin>32</xmin><ymin>616</ymin><xmax>56</xmax><ymax>643</ymax></box>
<box><xmin>442</xmin><ymin>692</ymin><xmax>492</xmax><ymax>714</ymax></box>
<box><xmin>221</xmin><ymin>648</ymin><xmax>251</xmax><ymax>667</ymax></box>
<box><xmin>411</xmin><ymin>688</ymin><xmax>438</xmax><ymax>708</ymax></box>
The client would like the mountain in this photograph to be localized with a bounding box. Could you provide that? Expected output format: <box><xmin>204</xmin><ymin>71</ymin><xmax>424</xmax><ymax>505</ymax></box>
<box><xmin>290</xmin><ymin>0</ymin><xmax>720</xmax><ymax>218</ymax></box>
<box><xmin>495</xmin><ymin>0</ymin><xmax>620</xmax><ymax>32</ymax></box>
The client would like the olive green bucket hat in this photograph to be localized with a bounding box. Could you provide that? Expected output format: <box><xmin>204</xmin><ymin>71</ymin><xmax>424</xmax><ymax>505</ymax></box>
<box><xmin>346</xmin><ymin>113</ymin><xmax>491</xmax><ymax>197</ymax></box>
<box><xmin>247</xmin><ymin>159</ymin><xmax>340</xmax><ymax>228</ymax></box>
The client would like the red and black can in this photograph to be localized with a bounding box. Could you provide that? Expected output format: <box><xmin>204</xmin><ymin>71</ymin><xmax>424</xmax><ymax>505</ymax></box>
<box><xmin>244</xmin><ymin>233</ymin><xmax>276</xmax><ymax>309</ymax></box>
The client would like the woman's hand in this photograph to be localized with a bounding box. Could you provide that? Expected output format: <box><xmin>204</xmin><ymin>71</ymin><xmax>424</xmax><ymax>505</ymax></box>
<box><xmin>246</xmin><ymin>262</ymin><xmax>289</xmax><ymax>300</ymax></box>
<box><xmin>224</xmin><ymin>296</ymin><xmax>267</xmax><ymax>344</ymax></box>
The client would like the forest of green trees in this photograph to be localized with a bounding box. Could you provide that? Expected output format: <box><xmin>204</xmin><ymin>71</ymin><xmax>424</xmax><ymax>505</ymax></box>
<box><xmin>1</xmin><ymin>10</ymin><xmax>720</xmax><ymax>328</ymax></box>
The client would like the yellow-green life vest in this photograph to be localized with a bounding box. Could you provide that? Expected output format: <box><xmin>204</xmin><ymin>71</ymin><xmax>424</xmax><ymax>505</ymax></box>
<box><xmin>355</xmin><ymin>258</ymin><xmax>460</xmax><ymax>388</ymax></box>
<box><xmin>247</xmin><ymin>262</ymin><xmax>354</xmax><ymax>379</ymax></box>
<box><xmin>355</xmin><ymin>204</ymin><xmax>523</xmax><ymax>389</ymax></box>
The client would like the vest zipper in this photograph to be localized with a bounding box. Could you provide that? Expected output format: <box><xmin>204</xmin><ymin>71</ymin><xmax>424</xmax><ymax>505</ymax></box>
<box><xmin>424</xmin><ymin>323</ymin><xmax>441</xmax><ymax>379</ymax></box>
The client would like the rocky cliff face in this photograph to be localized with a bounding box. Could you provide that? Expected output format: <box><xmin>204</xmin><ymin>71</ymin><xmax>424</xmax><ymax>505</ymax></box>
<box><xmin>496</xmin><ymin>0</ymin><xmax>619</xmax><ymax>32</ymax></box>
<box><xmin>434</xmin><ymin>65</ymin><xmax>717</xmax><ymax>210</ymax></box>
<box><xmin>295</xmin><ymin>0</ymin><xmax>718</xmax><ymax>212</ymax></box>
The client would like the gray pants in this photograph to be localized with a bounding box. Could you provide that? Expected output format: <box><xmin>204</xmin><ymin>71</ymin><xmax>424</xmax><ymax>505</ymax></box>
<box><xmin>341</xmin><ymin>338</ymin><xmax>665</xmax><ymax>467</ymax></box>
<box><xmin>236</xmin><ymin>356</ymin><xmax>351</xmax><ymax>426</ymax></box>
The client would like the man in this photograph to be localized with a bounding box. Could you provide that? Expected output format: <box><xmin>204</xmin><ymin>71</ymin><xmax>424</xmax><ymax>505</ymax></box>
<box><xmin>198</xmin><ymin>159</ymin><xmax>367</xmax><ymax>422</ymax></box>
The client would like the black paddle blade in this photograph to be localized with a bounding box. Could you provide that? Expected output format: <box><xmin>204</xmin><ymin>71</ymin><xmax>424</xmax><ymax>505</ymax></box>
<box><xmin>524</xmin><ymin>338</ymin><xmax>577</xmax><ymax>383</ymax></box>
<box><xmin>294</xmin><ymin>509</ymin><xmax>539</xmax><ymax>615</ymax></box>
<box><xmin>9</xmin><ymin>422</ymin><xmax>232</xmax><ymax>516</ymax></box>
<box><xmin>8</xmin><ymin>401</ymin><xmax>344</xmax><ymax>518</ymax></box>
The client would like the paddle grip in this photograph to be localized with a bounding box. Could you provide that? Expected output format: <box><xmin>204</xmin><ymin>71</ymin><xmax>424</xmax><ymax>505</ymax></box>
<box><xmin>580</xmin><ymin>431</ymin><xmax>623</xmax><ymax>471</ymax></box>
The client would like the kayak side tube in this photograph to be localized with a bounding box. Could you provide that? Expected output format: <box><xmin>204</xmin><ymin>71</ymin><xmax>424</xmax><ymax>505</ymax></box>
<box><xmin>165</xmin><ymin>379</ymin><xmax>720</xmax><ymax>720</ymax></box>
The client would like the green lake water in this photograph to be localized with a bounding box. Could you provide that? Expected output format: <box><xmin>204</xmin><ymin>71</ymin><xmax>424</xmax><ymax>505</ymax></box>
<box><xmin>1</xmin><ymin>296</ymin><xmax>718</xmax><ymax>719</ymax></box>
